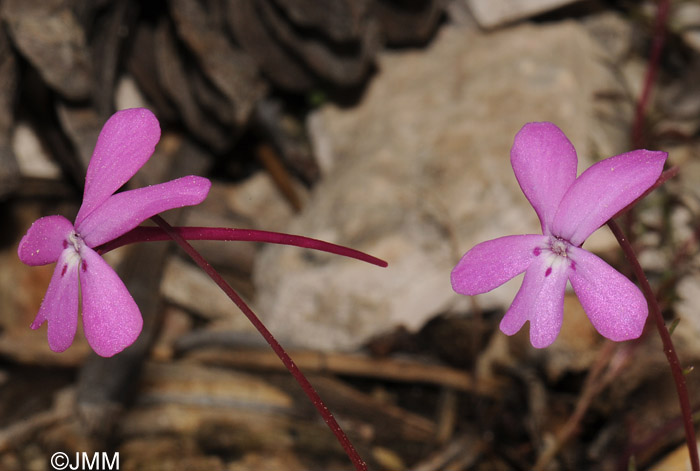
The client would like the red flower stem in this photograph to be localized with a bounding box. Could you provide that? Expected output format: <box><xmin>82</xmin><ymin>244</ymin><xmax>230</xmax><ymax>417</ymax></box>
<box><xmin>98</xmin><ymin>226</ymin><xmax>387</xmax><ymax>267</ymax></box>
<box><xmin>607</xmin><ymin>219</ymin><xmax>699</xmax><ymax>470</ymax></box>
<box><xmin>631</xmin><ymin>0</ymin><xmax>670</xmax><ymax>149</ymax></box>
<box><xmin>149</xmin><ymin>215</ymin><xmax>368</xmax><ymax>471</ymax></box>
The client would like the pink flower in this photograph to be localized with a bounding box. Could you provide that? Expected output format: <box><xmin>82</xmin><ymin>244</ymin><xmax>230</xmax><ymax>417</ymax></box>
<box><xmin>18</xmin><ymin>108</ymin><xmax>211</xmax><ymax>357</ymax></box>
<box><xmin>451</xmin><ymin>122</ymin><xmax>667</xmax><ymax>348</ymax></box>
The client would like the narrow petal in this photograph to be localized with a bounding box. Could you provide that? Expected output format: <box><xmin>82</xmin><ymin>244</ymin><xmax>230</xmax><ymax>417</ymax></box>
<box><xmin>500</xmin><ymin>254</ymin><xmax>570</xmax><ymax>348</ymax></box>
<box><xmin>79</xmin><ymin>246</ymin><xmax>143</xmax><ymax>357</ymax></box>
<box><xmin>510</xmin><ymin>122</ymin><xmax>578</xmax><ymax>234</ymax></box>
<box><xmin>18</xmin><ymin>215</ymin><xmax>74</xmax><ymax>266</ymax></box>
<box><xmin>77</xmin><ymin>175</ymin><xmax>211</xmax><ymax>248</ymax></box>
<box><xmin>568</xmin><ymin>247</ymin><xmax>647</xmax><ymax>341</ymax></box>
<box><xmin>552</xmin><ymin>150</ymin><xmax>667</xmax><ymax>246</ymax></box>
<box><xmin>75</xmin><ymin>108</ymin><xmax>161</xmax><ymax>226</ymax></box>
<box><xmin>31</xmin><ymin>248</ymin><xmax>80</xmax><ymax>352</ymax></box>
<box><xmin>451</xmin><ymin>234</ymin><xmax>546</xmax><ymax>295</ymax></box>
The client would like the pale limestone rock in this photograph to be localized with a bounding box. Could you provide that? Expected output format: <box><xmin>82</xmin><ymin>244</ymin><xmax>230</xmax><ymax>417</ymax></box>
<box><xmin>254</xmin><ymin>22</ymin><xmax>630</xmax><ymax>351</ymax></box>
<box><xmin>12</xmin><ymin>122</ymin><xmax>61</xmax><ymax>179</ymax></box>
<box><xmin>673</xmin><ymin>273</ymin><xmax>700</xmax><ymax>360</ymax></box>
<box><xmin>466</xmin><ymin>0</ymin><xmax>579</xmax><ymax>29</ymax></box>
<box><xmin>161</xmin><ymin>256</ymin><xmax>257</xmax><ymax>335</ymax></box>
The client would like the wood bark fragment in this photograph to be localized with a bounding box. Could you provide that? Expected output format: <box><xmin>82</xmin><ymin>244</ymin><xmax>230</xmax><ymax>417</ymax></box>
<box><xmin>89</xmin><ymin>0</ymin><xmax>137</xmax><ymax>117</ymax></box>
<box><xmin>0</xmin><ymin>26</ymin><xmax>18</xmax><ymax>198</ymax></box>
<box><xmin>154</xmin><ymin>20</ymin><xmax>231</xmax><ymax>151</ymax></box>
<box><xmin>271</xmin><ymin>0</ymin><xmax>373</xmax><ymax>42</ymax></box>
<box><xmin>374</xmin><ymin>0</ymin><xmax>444</xmax><ymax>46</ymax></box>
<box><xmin>253</xmin><ymin>98</ymin><xmax>319</xmax><ymax>184</ymax></box>
<box><xmin>2</xmin><ymin>0</ymin><xmax>93</xmax><ymax>100</ymax></box>
<box><xmin>126</xmin><ymin>22</ymin><xmax>179</xmax><ymax>121</ymax></box>
<box><xmin>169</xmin><ymin>0</ymin><xmax>267</xmax><ymax>126</ymax></box>
<box><xmin>257</xmin><ymin>0</ymin><xmax>381</xmax><ymax>86</ymax></box>
<box><xmin>55</xmin><ymin>105</ymin><xmax>102</xmax><ymax>171</ymax></box>
<box><xmin>227</xmin><ymin>0</ymin><xmax>316</xmax><ymax>92</ymax></box>
<box><xmin>256</xmin><ymin>144</ymin><xmax>302</xmax><ymax>212</ymax></box>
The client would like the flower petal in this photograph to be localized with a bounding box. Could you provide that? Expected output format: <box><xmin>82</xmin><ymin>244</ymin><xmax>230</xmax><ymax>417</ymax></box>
<box><xmin>451</xmin><ymin>234</ymin><xmax>546</xmax><ymax>295</ymax></box>
<box><xmin>511</xmin><ymin>122</ymin><xmax>578</xmax><ymax>234</ymax></box>
<box><xmin>79</xmin><ymin>246</ymin><xmax>143</xmax><ymax>357</ymax></box>
<box><xmin>31</xmin><ymin>248</ymin><xmax>80</xmax><ymax>352</ymax></box>
<box><xmin>77</xmin><ymin>175</ymin><xmax>211</xmax><ymax>248</ymax></box>
<box><xmin>75</xmin><ymin>108</ymin><xmax>161</xmax><ymax>226</ymax></box>
<box><xmin>552</xmin><ymin>150</ymin><xmax>667</xmax><ymax>246</ymax></box>
<box><xmin>568</xmin><ymin>247</ymin><xmax>647</xmax><ymax>341</ymax></box>
<box><xmin>500</xmin><ymin>254</ymin><xmax>570</xmax><ymax>348</ymax></box>
<box><xmin>18</xmin><ymin>215</ymin><xmax>74</xmax><ymax>266</ymax></box>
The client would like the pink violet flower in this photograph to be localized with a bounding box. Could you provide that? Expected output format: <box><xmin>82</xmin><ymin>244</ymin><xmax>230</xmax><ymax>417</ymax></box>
<box><xmin>451</xmin><ymin>122</ymin><xmax>667</xmax><ymax>348</ymax></box>
<box><xmin>18</xmin><ymin>108</ymin><xmax>211</xmax><ymax>357</ymax></box>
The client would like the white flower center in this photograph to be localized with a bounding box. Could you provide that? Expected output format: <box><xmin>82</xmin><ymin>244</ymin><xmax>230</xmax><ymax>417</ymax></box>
<box><xmin>549</xmin><ymin>237</ymin><xmax>568</xmax><ymax>257</ymax></box>
<box><xmin>60</xmin><ymin>231</ymin><xmax>86</xmax><ymax>275</ymax></box>
<box><xmin>68</xmin><ymin>231</ymin><xmax>83</xmax><ymax>252</ymax></box>
<box><xmin>533</xmin><ymin>236</ymin><xmax>575</xmax><ymax>277</ymax></box>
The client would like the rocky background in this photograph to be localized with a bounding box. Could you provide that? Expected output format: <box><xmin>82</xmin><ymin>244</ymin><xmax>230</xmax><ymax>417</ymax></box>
<box><xmin>1</xmin><ymin>0</ymin><xmax>700</xmax><ymax>470</ymax></box>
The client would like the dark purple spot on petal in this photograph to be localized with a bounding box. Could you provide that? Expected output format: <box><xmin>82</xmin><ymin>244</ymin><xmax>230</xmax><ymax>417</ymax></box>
<box><xmin>533</xmin><ymin>247</ymin><xmax>541</xmax><ymax>256</ymax></box>
<box><xmin>570</xmin><ymin>261</ymin><xmax>576</xmax><ymax>271</ymax></box>
<box><xmin>81</xmin><ymin>260</ymin><xmax>87</xmax><ymax>272</ymax></box>
<box><xmin>62</xmin><ymin>240</ymin><xmax>68</xmax><ymax>249</ymax></box>
<box><xmin>545</xmin><ymin>267</ymin><xmax>552</xmax><ymax>277</ymax></box>
<box><xmin>61</xmin><ymin>265</ymin><xmax>67</xmax><ymax>277</ymax></box>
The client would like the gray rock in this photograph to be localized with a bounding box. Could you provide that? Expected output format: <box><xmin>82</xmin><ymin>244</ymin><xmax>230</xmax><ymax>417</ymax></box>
<box><xmin>253</xmin><ymin>22</ymin><xmax>630</xmax><ymax>351</ymax></box>
<box><xmin>465</xmin><ymin>0</ymin><xmax>580</xmax><ymax>29</ymax></box>
<box><xmin>2</xmin><ymin>0</ymin><xmax>93</xmax><ymax>100</ymax></box>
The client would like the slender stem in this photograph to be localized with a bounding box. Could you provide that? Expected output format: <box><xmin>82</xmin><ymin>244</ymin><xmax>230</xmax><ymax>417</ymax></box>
<box><xmin>607</xmin><ymin>219</ymin><xmax>699</xmax><ymax>470</ymax></box>
<box><xmin>631</xmin><ymin>0</ymin><xmax>670</xmax><ymax>149</ymax></box>
<box><xmin>97</xmin><ymin>226</ymin><xmax>387</xmax><ymax>267</ymax></box>
<box><xmin>149</xmin><ymin>215</ymin><xmax>368</xmax><ymax>471</ymax></box>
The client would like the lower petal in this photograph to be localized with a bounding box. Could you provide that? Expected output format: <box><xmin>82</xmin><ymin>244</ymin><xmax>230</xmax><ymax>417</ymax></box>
<box><xmin>79</xmin><ymin>246</ymin><xmax>143</xmax><ymax>357</ymax></box>
<box><xmin>451</xmin><ymin>234</ymin><xmax>546</xmax><ymax>295</ymax></box>
<box><xmin>500</xmin><ymin>255</ymin><xmax>570</xmax><ymax>348</ymax></box>
<box><xmin>31</xmin><ymin>249</ymin><xmax>80</xmax><ymax>352</ymax></box>
<box><xmin>568</xmin><ymin>247</ymin><xmax>647</xmax><ymax>341</ymax></box>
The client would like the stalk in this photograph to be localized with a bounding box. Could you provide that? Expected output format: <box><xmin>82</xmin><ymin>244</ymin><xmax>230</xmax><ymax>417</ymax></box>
<box><xmin>149</xmin><ymin>215</ymin><xmax>369</xmax><ymax>471</ymax></box>
<box><xmin>98</xmin><ymin>226</ymin><xmax>386</xmax><ymax>267</ymax></box>
<box><xmin>607</xmin><ymin>220</ymin><xmax>699</xmax><ymax>471</ymax></box>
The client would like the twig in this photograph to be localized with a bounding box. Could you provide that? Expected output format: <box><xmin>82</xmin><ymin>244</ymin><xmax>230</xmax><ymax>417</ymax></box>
<box><xmin>257</xmin><ymin>143</ymin><xmax>303</xmax><ymax>212</ymax></box>
<box><xmin>182</xmin><ymin>345</ymin><xmax>484</xmax><ymax>393</ymax></box>
<box><xmin>532</xmin><ymin>341</ymin><xmax>633</xmax><ymax>470</ymax></box>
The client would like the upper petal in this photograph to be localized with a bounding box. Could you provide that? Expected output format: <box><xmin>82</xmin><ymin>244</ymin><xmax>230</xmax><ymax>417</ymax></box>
<box><xmin>511</xmin><ymin>122</ymin><xmax>578</xmax><ymax>234</ymax></box>
<box><xmin>568</xmin><ymin>246</ymin><xmax>647</xmax><ymax>341</ymax></box>
<box><xmin>75</xmin><ymin>108</ymin><xmax>161</xmax><ymax>226</ymax></box>
<box><xmin>18</xmin><ymin>215</ymin><xmax>74</xmax><ymax>266</ymax></box>
<box><xmin>31</xmin><ymin>248</ymin><xmax>80</xmax><ymax>353</ymax></box>
<box><xmin>77</xmin><ymin>175</ymin><xmax>211</xmax><ymax>247</ymax></box>
<box><xmin>552</xmin><ymin>149</ymin><xmax>667</xmax><ymax>246</ymax></box>
<box><xmin>500</xmin><ymin>253</ymin><xmax>570</xmax><ymax>348</ymax></box>
<box><xmin>451</xmin><ymin>234</ymin><xmax>546</xmax><ymax>295</ymax></box>
<box><xmin>78</xmin><ymin>245</ymin><xmax>143</xmax><ymax>357</ymax></box>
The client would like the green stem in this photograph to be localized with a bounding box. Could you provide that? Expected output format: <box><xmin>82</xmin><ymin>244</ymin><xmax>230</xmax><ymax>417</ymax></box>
<box><xmin>607</xmin><ymin>220</ymin><xmax>699</xmax><ymax>470</ymax></box>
